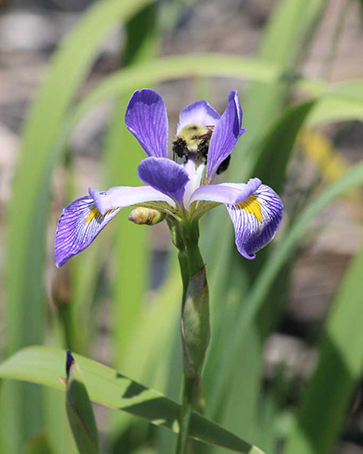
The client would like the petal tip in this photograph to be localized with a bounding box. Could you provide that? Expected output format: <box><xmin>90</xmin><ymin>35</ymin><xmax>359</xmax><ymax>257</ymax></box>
<box><xmin>125</xmin><ymin>89</ymin><xmax>168</xmax><ymax>158</ymax></box>
<box><xmin>55</xmin><ymin>258</ymin><xmax>64</xmax><ymax>269</ymax></box>
<box><xmin>240</xmin><ymin>248</ymin><xmax>256</xmax><ymax>260</ymax></box>
<box><xmin>177</xmin><ymin>99</ymin><xmax>221</xmax><ymax>134</ymax></box>
<box><xmin>228</xmin><ymin>89</ymin><xmax>238</xmax><ymax>99</ymax></box>
<box><xmin>206</xmin><ymin>90</ymin><xmax>243</xmax><ymax>181</ymax></box>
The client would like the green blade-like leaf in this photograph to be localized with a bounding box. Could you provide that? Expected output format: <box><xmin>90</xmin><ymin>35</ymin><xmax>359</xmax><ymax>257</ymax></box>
<box><xmin>109</xmin><ymin>269</ymin><xmax>181</xmax><ymax>446</ymax></box>
<box><xmin>7</xmin><ymin>0</ymin><xmax>155</xmax><ymax>355</ymax></box>
<box><xmin>43</xmin><ymin>387</ymin><xmax>78</xmax><ymax>454</ymax></box>
<box><xmin>63</xmin><ymin>54</ymin><xmax>324</xmax><ymax>135</ymax></box>
<box><xmin>229</xmin><ymin>0</ymin><xmax>329</xmax><ymax>181</ymax></box>
<box><xmin>105</xmin><ymin>5</ymin><xmax>158</xmax><ymax>445</ymax></box>
<box><xmin>283</xmin><ymin>248</ymin><xmax>363</xmax><ymax>454</ymax></box>
<box><xmin>253</xmin><ymin>100</ymin><xmax>316</xmax><ymax>193</ymax></box>
<box><xmin>5</xmin><ymin>0</ymin><xmax>155</xmax><ymax>450</ymax></box>
<box><xmin>305</xmin><ymin>81</ymin><xmax>363</xmax><ymax>125</ymax></box>
<box><xmin>208</xmin><ymin>160</ymin><xmax>363</xmax><ymax>419</ymax></box>
<box><xmin>201</xmin><ymin>1</ymin><xmax>328</xmax><ymax>434</ymax></box>
<box><xmin>0</xmin><ymin>347</ymin><xmax>264</xmax><ymax>454</ymax></box>
<box><xmin>56</xmin><ymin>54</ymin><xmax>281</xmax><ymax>146</ymax></box>
<box><xmin>202</xmin><ymin>100</ymin><xmax>317</xmax><ymax>428</ymax></box>
<box><xmin>66</xmin><ymin>352</ymin><xmax>99</xmax><ymax>454</ymax></box>
<box><xmin>106</xmin><ymin>2</ymin><xmax>158</xmax><ymax>369</ymax></box>
<box><xmin>206</xmin><ymin>102</ymin><xmax>316</xmax><ymax>447</ymax></box>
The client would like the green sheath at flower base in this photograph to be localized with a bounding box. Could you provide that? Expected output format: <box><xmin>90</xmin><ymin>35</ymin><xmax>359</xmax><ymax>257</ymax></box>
<box><xmin>181</xmin><ymin>266</ymin><xmax>210</xmax><ymax>379</ymax></box>
<box><xmin>65</xmin><ymin>351</ymin><xmax>99</xmax><ymax>454</ymax></box>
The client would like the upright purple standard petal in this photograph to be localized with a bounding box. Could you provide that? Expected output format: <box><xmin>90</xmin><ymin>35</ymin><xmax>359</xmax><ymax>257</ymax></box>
<box><xmin>125</xmin><ymin>89</ymin><xmax>168</xmax><ymax>158</ymax></box>
<box><xmin>206</xmin><ymin>91</ymin><xmax>246</xmax><ymax>182</ymax></box>
<box><xmin>55</xmin><ymin>196</ymin><xmax>121</xmax><ymax>268</ymax></box>
<box><xmin>189</xmin><ymin>178</ymin><xmax>261</xmax><ymax>205</ymax></box>
<box><xmin>226</xmin><ymin>184</ymin><xmax>283</xmax><ymax>259</ymax></box>
<box><xmin>177</xmin><ymin>100</ymin><xmax>220</xmax><ymax>134</ymax></box>
<box><xmin>138</xmin><ymin>157</ymin><xmax>189</xmax><ymax>204</ymax></box>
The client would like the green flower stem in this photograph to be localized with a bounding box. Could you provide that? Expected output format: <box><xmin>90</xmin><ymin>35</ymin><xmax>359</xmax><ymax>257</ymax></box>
<box><xmin>176</xmin><ymin>377</ymin><xmax>196</xmax><ymax>454</ymax></box>
<box><xmin>174</xmin><ymin>218</ymin><xmax>210</xmax><ymax>454</ymax></box>
<box><xmin>176</xmin><ymin>219</ymin><xmax>204</xmax><ymax>274</ymax></box>
<box><xmin>181</xmin><ymin>220</ymin><xmax>205</xmax><ymax>277</ymax></box>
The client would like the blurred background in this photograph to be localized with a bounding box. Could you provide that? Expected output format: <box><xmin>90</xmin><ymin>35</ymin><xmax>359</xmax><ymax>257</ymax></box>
<box><xmin>1</xmin><ymin>0</ymin><xmax>363</xmax><ymax>453</ymax></box>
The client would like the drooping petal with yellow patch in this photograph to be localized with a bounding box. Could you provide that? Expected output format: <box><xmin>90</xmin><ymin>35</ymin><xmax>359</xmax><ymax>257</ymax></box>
<box><xmin>55</xmin><ymin>196</ymin><xmax>120</xmax><ymax>268</ymax></box>
<box><xmin>237</xmin><ymin>195</ymin><xmax>263</xmax><ymax>222</ymax></box>
<box><xmin>188</xmin><ymin>178</ymin><xmax>261</xmax><ymax>206</ymax></box>
<box><xmin>55</xmin><ymin>184</ymin><xmax>175</xmax><ymax>268</ymax></box>
<box><xmin>226</xmin><ymin>184</ymin><xmax>283</xmax><ymax>259</ymax></box>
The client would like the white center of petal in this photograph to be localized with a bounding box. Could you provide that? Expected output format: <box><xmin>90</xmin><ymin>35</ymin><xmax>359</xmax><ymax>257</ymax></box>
<box><xmin>182</xmin><ymin>153</ymin><xmax>205</xmax><ymax>209</ymax></box>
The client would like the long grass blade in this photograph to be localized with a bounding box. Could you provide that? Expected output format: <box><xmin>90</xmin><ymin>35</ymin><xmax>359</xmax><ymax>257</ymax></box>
<box><xmin>211</xmin><ymin>160</ymin><xmax>363</xmax><ymax>415</ymax></box>
<box><xmin>203</xmin><ymin>99</ymin><xmax>318</xmax><ymax>427</ymax></box>
<box><xmin>5</xmin><ymin>0</ymin><xmax>155</xmax><ymax>451</ymax></box>
<box><xmin>283</xmin><ymin>248</ymin><xmax>363</xmax><ymax>454</ymax></box>
<box><xmin>201</xmin><ymin>2</ymin><xmax>329</xmax><ymax>443</ymax></box>
<box><xmin>0</xmin><ymin>347</ymin><xmax>265</xmax><ymax>454</ymax></box>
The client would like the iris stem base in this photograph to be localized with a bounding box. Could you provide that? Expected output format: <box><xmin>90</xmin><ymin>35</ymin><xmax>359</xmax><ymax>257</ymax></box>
<box><xmin>176</xmin><ymin>377</ymin><xmax>197</xmax><ymax>454</ymax></box>
<box><xmin>174</xmin><ymin>219</ymin><xmax>209</xmax><ymax>454</ymax></box>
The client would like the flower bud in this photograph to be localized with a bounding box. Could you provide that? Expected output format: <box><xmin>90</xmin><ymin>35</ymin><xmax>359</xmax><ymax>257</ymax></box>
<box><xmin>128</xmin><ymin>207</ymin><xmax>165</xmax><ymax>226</ymax></box>
<box><xmin>181</xmin><ymin>266</ymin><xmax>210</xmax><ymax>379</ymax></box>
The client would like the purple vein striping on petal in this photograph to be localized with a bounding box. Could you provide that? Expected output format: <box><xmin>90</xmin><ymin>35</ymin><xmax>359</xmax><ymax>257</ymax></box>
<box><xmin>55</xmin><ymin>196</ymin><xmax>120</xmax><ymax>267</ymax></box>
<box><xmin>206</xmin><ymin>90</ymin><xmax>245</xmax><ymax>181</ymax></box>
<box><xmin>89</xmin><ymin>186</ymin><xmax>174</xmax><ymax>215</ymax></box>
<box><xmin>138</xmin><ymin>157</ymin><xmax>190</xmax><ymax>204</ymax></box>
<box><xmin>189</xmin><ymin>178</ymin><xmax>261</xmax><ymax>205</ymax></box>
<box><xmin>177</xmin><ymin>100</ymin><xmax>220</xmax><ymax>134</ymax></box>
<box><xmin>125</xmin><ymin>89</ymin><xmax>168</xmax><ymax>158</ymax></box>
<box><xmin>226</xmin><ymin>185</ymin><xmax>283</xmax><ymax>260</ymax></box>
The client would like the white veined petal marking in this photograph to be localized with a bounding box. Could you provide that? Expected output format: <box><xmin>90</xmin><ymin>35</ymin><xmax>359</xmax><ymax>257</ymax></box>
<box><xmin>55</xmin><ymin>196</ymin><xmax>121</xmax><ymax>267</ymax></box>
<box><xmin>235</xmin><ymin>195</ymin><xmax>263</xmax><ymax>223</ymax></box>
<box><xmin>84</xmin><ymin>205</ymin><xmax>119</xmax><ymax>225</ymax></box>
<box><xmin>226</xmin><ymin>185</ymin><xmax>283</xmax><ymax>259</ymax></box>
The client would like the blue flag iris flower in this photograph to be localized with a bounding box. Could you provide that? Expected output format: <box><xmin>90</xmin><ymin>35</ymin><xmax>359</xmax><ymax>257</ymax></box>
<box><xmin>55</xmin><ymin>89</ymin><xmax>283</xmax><ymax>267</ymax></box>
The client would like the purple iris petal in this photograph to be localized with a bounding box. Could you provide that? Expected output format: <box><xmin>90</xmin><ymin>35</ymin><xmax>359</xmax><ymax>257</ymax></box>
<box><xmin>189</xmin><ymin>178</ymin><xmax>261</xmax><ymax>205</ymax></box>
<box><xmin>89</xmin><ymin>185</ymin><xmax>174</xmax><ymax>215</ymax></box>
<box><xmin>226</xmin><ymin>184</ymin><xmax>283</xmax><ymax>260</ymax></box>
<box><xmin>125</xmin><ymin>89</ymin><xmax>168</xmax><ymax>158</ymax></box>
<box><xmin>138</xmin><ymin>157</ymin><xmax>189</xmax><ymax>204</ymax></box>
<box><xmin>55</xmin><ymin>196</ymin><xmax>121</xmax><ymax>268</ymax></box>
<box><xmin>177</xmin><ymin>100</ymin><xmax>220</xmax><ymax>134</ymax></box>
<box><xmin>206</xmin><ymin>90</ymin><xmax>246</xmax><ymax>182</ymax></box>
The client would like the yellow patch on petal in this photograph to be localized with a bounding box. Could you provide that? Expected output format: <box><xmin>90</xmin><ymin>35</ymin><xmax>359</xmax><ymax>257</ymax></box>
<box><xmin>85</xmin><ymin>205</ymin><xmax>117</xmax><ymax>224</ymax></box>
<box><xmin>85</xmin><ymin>205</ymin><xmax>100</xmax><ymax>223</ymax></box>
<box><xmin>236</xmin><ymin>195</ymin><xmax>262</xmax><ymax>223</ymax></box>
